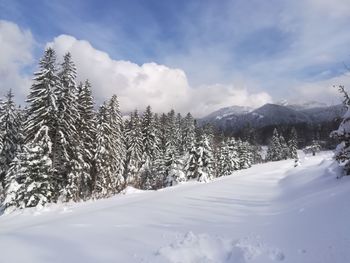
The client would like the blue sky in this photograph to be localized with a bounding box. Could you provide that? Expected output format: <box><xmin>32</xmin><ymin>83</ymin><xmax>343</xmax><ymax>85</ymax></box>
<box><xmin>1</xmin><ymin>0</ymin><xmax>350</xmax><ymax>115</ymax></box>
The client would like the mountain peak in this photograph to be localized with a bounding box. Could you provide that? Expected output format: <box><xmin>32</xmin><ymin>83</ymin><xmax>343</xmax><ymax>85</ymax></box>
<box><xmin>276</xmin><ymin>100</ymin><xmax>328</xmax><ymax>110</ymax></box>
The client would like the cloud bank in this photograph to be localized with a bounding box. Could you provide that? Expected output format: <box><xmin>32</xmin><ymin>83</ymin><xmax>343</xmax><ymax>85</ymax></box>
<box><xmin>48</xmin><ymin>35</ymin><xmax>271</xmax><ymax>116</ymax></box>
<box><xmin>0</xmin><ymin>20</ymin><xmax>34</xmax><ymax>99</ymax></box>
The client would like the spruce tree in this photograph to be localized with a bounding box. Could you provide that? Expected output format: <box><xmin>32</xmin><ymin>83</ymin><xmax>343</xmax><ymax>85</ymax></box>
<box><xmin>164</xmin><ymin>144</ymin><xmax>186</xmax><ymax>186</ymax></box>
<box><xmin>0</xmin><ymin>90</ymin><xmax>21</xmax><ymax>188</ymax></box>
<box><xmin>216</xmin><ymin>140</ymin><xmax>230</xmax><ymax>177</ymax></box>
<box><xmin>76</xmin><ymin>80</ymin><xmax>96</xmax><ymax>198</ymax></box>
<box><xmin>2</xmin><ymin>155</ymin><xmax>22</xmax><ymax>212</ymax></box>
<box><xmin>237</xmin><ymin>140</ymin><xmax>252</xmax><ymax>169</ymax></box>
<box><xmin>163</xmin><ymin>110</ymin><xmax>185</xmax><ymax>186</ymax></box>
<box><xmin>93</xmin><ymin>103</ymin><xmax>115</xmax><ymax>198</ymax></box>
<box><xmin>165</xmin><ymin>110</ymin><xmax>177</xmax><ymax>150</ymax></box>
<box><xmin>266</xmin><ymin>128</ymin><xmax>282</xmax><ymax>161</ymax></box>
<box><xmin>196</xmin><ymin>134</ymin><xmax>214</xmax><ymax>182</ymax></box>
<box><xmin>55</xmin><ymin>52</ymin><xmax>82</xmax><ymax>200</ymax></box>
<box><xmin>151</xmin><ymin>114</ymin><xmax>167</xmax><ymax>189</ymax></box>
<box><xmin>279</xmin><ymin>135</ymin><xmax>290</xmax><ymax>160</ymax></box>
<box><xmin>288</xmin><ymin>127</ymin><xmax>299</xmax><ymax>166</ymax></box>
<box><xmin>107</xmin><ymin>95</ymin><xmax>126</xmax><ymax>192</ymax></box>
<box><xmin>4</xmin><ymin>126</ymin><xmax>54</xmax><ymax>211</ymax></box>
<box><xmin>125</xmin><ymin>110</ymin><xmax>143</xmax><ymax>187</ymax></box>
<box><xmin>25</xmin><ymin>48</ymin><xmax>59</xmax><ymax>143</ymax></box>
<box><xmin>184</xmin><ymin>145</ymin><xmax>198</xmax><ymax>180</ymax></box>
<box><xmin>175</xmin><ymin>113</ymin><xmax>183</xmax><ymax>155</ymax></box>
<box><xmin>158</xmin><ymin>113</ymin><xmax>168</xmax><ymax>154</ymax></box>
<box><xmin>250</xmin><ymin>144</ymin><xmax>263</xmax><ymax>164</ymax></box>
<box><xmin>23</xmin><ymin>47</ymin><xmax>59</xmax><ymax>202</ymax></box>
<box><xmin>331</xmin><ymin>86</ymin><xmax>350</xmax><ymax>174</ymax></box>
<box><xmin>141</xmin><ymin>106</ymin><xmax>158</xmax><ymax>168</ymax></box>
<box><xmin>182</xmin><ymin>113</ymin><xmax>196</xmax><ymax>154</ymax></box>
<box><xmin>227</xmin><ymin>138</ymin><xmax>240</xmax><ymax>171</ymax></box>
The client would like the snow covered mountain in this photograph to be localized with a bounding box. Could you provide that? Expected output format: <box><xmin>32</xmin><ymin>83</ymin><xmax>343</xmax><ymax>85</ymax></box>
<box><xmin>1</xmin><ymin>152</ymin><xmax>349</xmax><ymax>262</ymax></box>
<box><xmin>201</xmin><ymin>102</ymin><xmax>345</xmax><ymax>131</ymax></box>
<box><xmin>276</xmin><ymin>100</ymin><xmax>328</xmax><ymax>110</ymax></box>
<box><xmin>201</xmin><ymin>105</ymin><xmax>252</xmax><ymax>122</ymax></box>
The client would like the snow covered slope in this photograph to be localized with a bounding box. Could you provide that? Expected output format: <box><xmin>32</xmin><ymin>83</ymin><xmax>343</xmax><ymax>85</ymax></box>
<box><xmin>201</xmin><ymin>105</ymin><xmax>252</xmax><ymax>122</ymax></box>
<box><xmin>1</xmin><ymin>152</ymin><xmax>350</xmax><ymax>263</ymax></box>
<box><xmin>200</xmin><ymin>103</ymin><xmax>345</xmax><ymax>131</ymax></box>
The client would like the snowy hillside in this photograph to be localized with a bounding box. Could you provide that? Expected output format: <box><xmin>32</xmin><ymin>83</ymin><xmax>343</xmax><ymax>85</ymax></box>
<box><xmin>1</xmin><ymin>151</ymin><xmax>350</xmax><ymax>263</ymax></box>
<box><xmin>250</xmin><ymin>103</ymin><xmax>310</xmax><ymax>125</ymax></box>
<box><xmin>277</xmin><ymin>100</ymin><xmax>328</xmax><ymax>110</ymax></box>
<box><xmin>201</xmin><ymin>105</ymin><xmax>252</xmax><ymax>122</ymax></box>
<box><xmin>200</xmin><ymin>103</ymin><xmax>345</xmax><ymax>132</ymax></box>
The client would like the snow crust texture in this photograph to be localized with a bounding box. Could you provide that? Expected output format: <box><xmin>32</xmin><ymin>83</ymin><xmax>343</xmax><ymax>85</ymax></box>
<box><xmin>157</xmin><ymin>232</ymin><xmax>285</xmax><ymax>263</ymax></box>
<box><xmin>1</xmin><ymin>151</ymin><xmax>350</xmax><ymax>263</ymax></box>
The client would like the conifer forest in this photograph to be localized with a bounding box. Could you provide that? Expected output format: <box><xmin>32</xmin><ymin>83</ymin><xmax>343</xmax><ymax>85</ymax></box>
<box><xmin>0</xmin><ymin>48</ymin><xmax>300</xmax><ymax>212</ymax></box>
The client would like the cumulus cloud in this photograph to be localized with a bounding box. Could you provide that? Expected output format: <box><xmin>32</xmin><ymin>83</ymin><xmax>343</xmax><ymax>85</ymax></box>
<box><xmin>293</xmin><ymin>73</ymin><xmax>350</xmax><ymax>104</ymax></box>
<box><xmin>47</xmin><ymin>35</ymin><xmax>271</xmax><ymax>117</ymax></box>
<box><xmin>189</xmin><ymin>84</ymin><xmax>272</xmax><ymax>116</ymax></box>
<box><xmin>0</xmin><ymin>20</ymin><xmax>34</xmax><ymax>100</ymax></box>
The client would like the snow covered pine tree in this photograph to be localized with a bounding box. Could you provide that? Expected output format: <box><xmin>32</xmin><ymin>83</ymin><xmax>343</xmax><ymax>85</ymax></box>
<box><xmin>266</xmin><ymin>129</ymin><xmax>282</xmax><ymax>161</ymax></box>
<box><xmin>331</xmin><ymin>85</ymin><xmax>350</xmax><ymax>175</ymax></box>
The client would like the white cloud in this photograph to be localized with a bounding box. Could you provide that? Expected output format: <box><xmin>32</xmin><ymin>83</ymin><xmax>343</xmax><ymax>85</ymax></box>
<box><xmin>48</xmin><ymin>35</ymin><xmax>271</xmax><ymax>117</ymax></box>
<box><xmin>189</xmin><ymin>84</ymin><xmax>272</xmax><ymax>117</ymax></box>
<box><xmin>293</xmin><ymin>73</ymin><xmax>350</xmax><ymax>105</ymax></box>
<box><xmin>0</xmin><ymin>20</ymin><xmax>34</xmax><ymax>100</ymax></box>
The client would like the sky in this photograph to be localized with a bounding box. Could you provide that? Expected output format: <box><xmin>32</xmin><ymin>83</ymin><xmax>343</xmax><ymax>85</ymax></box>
<box><xmin>0</xmin><ymin>0</ymin><xmax>350</xmax><ymax>117</ymax></box>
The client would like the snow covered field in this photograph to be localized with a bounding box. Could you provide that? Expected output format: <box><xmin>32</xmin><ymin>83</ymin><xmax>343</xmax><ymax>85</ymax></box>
<box><xmin>1</xmin><ymin>151</ymin><xmax>350</xmax><ymax>263</ymax></box>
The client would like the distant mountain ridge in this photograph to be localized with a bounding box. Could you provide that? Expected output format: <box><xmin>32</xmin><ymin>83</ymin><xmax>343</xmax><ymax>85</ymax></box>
<box><xmin>200</xmin><ymin>101</ymin><xmax>346</xmax><ymax>132</ymax></box>
<box><xmin>276</xmin><ymin>100</ymin><xmax>328</xmax><ymax>110</ymax></box>
<box><xmin>203</xmin><ymin>105</ymin><xmax>252</xmax><ymax>121</ymax></box>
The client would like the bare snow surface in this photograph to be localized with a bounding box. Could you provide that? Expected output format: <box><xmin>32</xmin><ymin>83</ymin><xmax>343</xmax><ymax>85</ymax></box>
<box><xmin>1</xmin><ymin>151</ymin><xmax>350</xmax><ymax>263</ymax></box>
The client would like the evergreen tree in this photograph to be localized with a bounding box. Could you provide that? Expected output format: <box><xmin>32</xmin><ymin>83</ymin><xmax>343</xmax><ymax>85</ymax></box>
<box><xmin>141</xmin><ymin>106</ymin><xmax>158</xmax><ymax>168</ymax></box>
<box><xmin>331</xmin><ymin>86</ymin><xmax>350</xmax><ymax>174</ymax></box>
<box><xmin>158</xmin><ymin>113</ymin><xmax>168</xmax><ymax>154</ymax></box>
<box><xmin>4</xmin><ymin>126</ymin><xmax>54</xmax><ymax>212</ymax></box>
<box><xmin>124</xmin><ymin>110</ymin><xmax>143</xmax><ymax>187</ymax></box>
<box><xmin>76</xmin><ymin>80</ymin><xmax>96</xmax><ymax>198</ymax></box>
<box><xmin>216</xmin><ymin>138</ymin><xmax>240</xmax><ymax>177</ymax></box>
<box><xmin>184</xmin><ymin>145</ymin><xmax>198</xmax><ymax>180</ymax></box>
<box><xmin>150</xmin><ymin>114</ymin><xmax>167</xmax><ymax>189</ymax></box>
<box><xmin>237</xmin><ymin>140</ymin><xmax>252</xmax><ymax>169</ymax></box>
<box><xmin>175</xmin><ymin>113</ymin><xmax>183</xmax><ymax>155</ymax></box>
<box><xmin>288</xmin><ymin>127</ymin><xmax>299</xmax><ymax>166</ymax></box>
<box><xmin>216</xmin><ymin>140</ymin><xmax>230</xmax><ymax>177</ymax></box>
<box><xmin>64</xmin><ymin>149</ymin><xmax>87</xmax><ymax>202</ymax></box>
<box><xmin>250</xmin><ymin>144</ymin><xmax>263</xmax><ymax>164</ymax></box>
<box><xmin>163</xmin><ymin>110</ymin><xmax>185</xmax><ymax>185</ymax></box>
<box><xmin>93</xmin><ymin>103</ymin><xmax>114</xmax><ymax>198</ymax></box>
<box><xmin>182</xmin><ymin>113</ymin><xmax>196</xmax><ymax>153</ymax></box>
<box><xmin>184</xmin><ymin>127</ymin><xmax>215</xmax><ymax>182</ymax></box>
<box><xmin>25</xmin><ymin>48</ymin><xmax>59</xmax><ymax>143</ymax></box>
<box><xmin>196</xmin><ymin>134</ymin><xmax>214</xmax><ymax>182</ymax></box>
<box><xmin>54</xmin><ymin>52</ymin><xmax>81</xmax><ymax>200</ymax></box>
<box><xmin>24</xmin><ymin>47</ymin><xmax>59</xmax><ymax>202</ymax></box>
<box><xmin>165</xmin><ymin>110</ymin><xmax>177</xmax><ymax>151</ymax></box>
<box><xmin>266</xmin><ymin>129</ymin><xmax>282</xmax><ymax>161</ymax></box>
<box><xmin>279</xmin><ymin>135</ymin><xmax>290</xmax><ymax>160</ymax></box>
<box><xmin>107</xmin><ymin>95</ymin><xmax>126</xmax><ymax>192</ymax></box>
<box><xmin>0</xmin><ymin>90</ymin><xmax>22</xmax><ymax>188</ymax></box>
<box><xmin>2</xmin><ymin>155</ymin><xmax>22</xmax><ymax>212</ymax></box>
<box><xmin>303</xmin><ymin>140</ymin><xmax>321</xmax><ymax>156</ymax></box>
<box><xmin>227</xmin><ymin>138</ymin><xmax>240</xmax><ymax>171</ymax></box>
<box><xmin>164</xmin><ymin>143</ymin><xmax>186</xmax><ymax>186</ymax></box>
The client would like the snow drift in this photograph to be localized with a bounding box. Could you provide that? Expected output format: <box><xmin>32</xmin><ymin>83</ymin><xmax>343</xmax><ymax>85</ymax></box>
<box><xmin>0</xmin><ymin>151</ymin><xmax>350</xmax><ymax>263</ymax></box>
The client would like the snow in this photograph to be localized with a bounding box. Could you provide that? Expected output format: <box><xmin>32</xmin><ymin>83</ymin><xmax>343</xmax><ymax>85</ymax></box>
<box><xmin>201</xmin><ymin>103</ymin><xmax>345</xmax><ymax>133</ymax></box>
<box><xmin>1</xmin><ymin>151</ymin><xmax>350</xmax><ymax>263</ymax></box>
